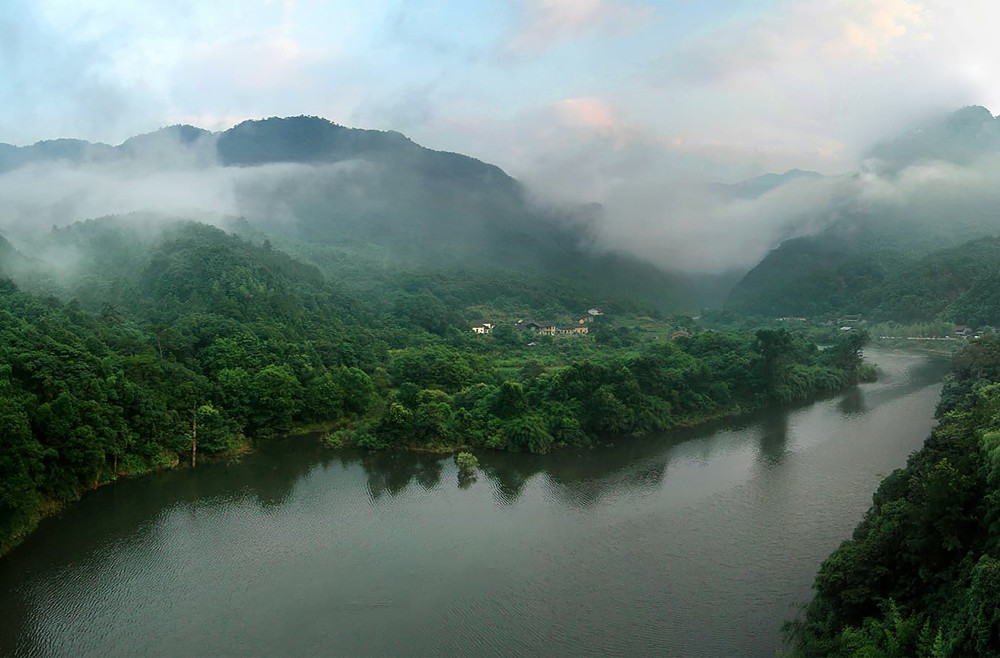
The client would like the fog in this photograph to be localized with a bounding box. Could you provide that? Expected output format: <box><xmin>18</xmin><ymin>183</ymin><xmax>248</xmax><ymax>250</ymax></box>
<box><xmin>4</xmin><ymin>1</ymin><xmax>1000</xmax><ymax>284</ymax></box>
<box><xmin>3</xmin><ymin>107</ymin><xmax>1000</xmax><ymax>283</ymax></box>
<box><xmin>520</xmin><ymin>105</ymin><xmax>1000</xmax><ymax>274</ymax></box>
<box><xmin>0</xmin><ymin>135</ymin><xmax>369</xmax><ymax>244</ymax></box>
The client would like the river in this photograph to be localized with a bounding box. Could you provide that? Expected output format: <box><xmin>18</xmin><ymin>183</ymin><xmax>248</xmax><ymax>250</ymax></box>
<box><xmin>0</xmin><ymin>350</ymin><xmax>951</xmax><ymax>656</ymax></box>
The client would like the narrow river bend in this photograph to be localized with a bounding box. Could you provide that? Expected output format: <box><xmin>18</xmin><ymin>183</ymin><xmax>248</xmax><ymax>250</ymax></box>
<box><xmin>0</xmin><ymin>350</ymin><xmax>951</xmax><ymax>656</ymax></box>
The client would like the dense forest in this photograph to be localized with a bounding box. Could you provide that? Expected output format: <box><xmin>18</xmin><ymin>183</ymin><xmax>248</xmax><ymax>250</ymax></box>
<box><xmin>788</xmin><ymin>337</ymin><xmax>1000</xmax><ymax>656</ymax></box>
<box><xmin>0</xmin><ymin>218</ymin><xmax>873</xmax><ymax>555</ymax></box>
<box><xmin>728</xmin><ymin>234</ymin><xmax>1000</xmax><ymax>326</ymax></box>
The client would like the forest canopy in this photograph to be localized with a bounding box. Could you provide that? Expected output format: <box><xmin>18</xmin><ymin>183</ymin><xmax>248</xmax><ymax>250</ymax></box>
<box><xmin>0</xmin><ymin>219</ymin><xmax>873</xmax><ymax>554</ymax></box>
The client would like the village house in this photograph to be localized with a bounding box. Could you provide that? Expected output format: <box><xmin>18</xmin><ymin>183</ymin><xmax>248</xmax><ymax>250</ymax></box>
<box><xmin>522</xmin><ymin>321</ymin><xmax>556</xmax><ymax>336</ymax></box>
<box><xmin>471</xmin><ymin>321</ymin><xmax>495</xmax><ymax>335</ymax></box>
<box><xmin>556</xmin><ymin>325</ymin><xmax>589</xmax><ymax>336</ymax></box>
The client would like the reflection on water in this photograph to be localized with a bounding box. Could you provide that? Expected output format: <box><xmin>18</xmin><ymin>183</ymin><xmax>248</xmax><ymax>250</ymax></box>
<box><xmin>837</xmin><ymin>386</ymin><xmax>867</xmax><ymax>416</ymax></box>
<box><xmin>0</xmin><ymin>350</ymin><xmax>951</xmax><ymax>657</ymax></box>
<box><xmin>360</xmin><ymin>451</ymin><xmax>444</xmax><ymax>500</ymax></box>
<box><xmin>757</xmin><ymin>412</ymin><xmax>791</xmax><ymax>465</ymax></box>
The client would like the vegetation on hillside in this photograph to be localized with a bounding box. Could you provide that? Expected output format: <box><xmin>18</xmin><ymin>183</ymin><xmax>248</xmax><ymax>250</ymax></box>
<box><xmin>728</xmin><ymin>235</ymin><xmax>1000</xmax><ymax>327</ymax></box>
<box><xmin>0</xmin><ymin>219</ymin><xmax>872</xmax><ymax>555</ymax></box>
<box><xmin>788</xmin><ymin>336</ymin><xmax>1000</xmax><ymax>656</ymax></box>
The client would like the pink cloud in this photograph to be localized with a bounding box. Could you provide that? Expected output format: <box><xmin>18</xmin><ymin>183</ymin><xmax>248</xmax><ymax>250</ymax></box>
<box><xmin>554</xmin><ymin>97</ymin><xmax>617</xmax><ymax>129</ymax></box>
<box><xmin>502</xmin><ymin>0</ymin><xmax>653</xmax><ymax>56</ymax></box>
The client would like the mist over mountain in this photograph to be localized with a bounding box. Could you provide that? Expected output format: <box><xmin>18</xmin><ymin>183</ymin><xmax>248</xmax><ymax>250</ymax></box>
<box><xmin>0</xmin><ymin>116</ymin><xmax>694</xmax><ymax>313</ymax></box>
<box><xmin>709</xmin><ymin>169</ymin><xmax>824</xmax><ymax>200</ymax></box>
<box><xmin>865</xmin><ymin>104</ymin><xmax>1000</xmax><ymax>173</ymax></box>
<box><xmin>9</xmin><ymin>105</ymin><xmax>1000</xmax><ymax>320</ymax></box>
<box><xmin>727</xmin><ymin>106</ymin><xmax>1000</xmax><ymax>318</ymax></box>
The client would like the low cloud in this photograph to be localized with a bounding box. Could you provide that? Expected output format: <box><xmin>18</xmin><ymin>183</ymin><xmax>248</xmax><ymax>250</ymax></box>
<box><xmin>5</xmin><ymin>108</ymin><xmax>1000</xmax><ymax>288</ymax></box>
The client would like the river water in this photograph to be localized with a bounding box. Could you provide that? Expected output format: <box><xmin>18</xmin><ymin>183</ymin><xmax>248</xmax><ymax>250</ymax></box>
<box><xmin>0</xmin><ymin>350</ymin><xmax>951</xmax><ymax>656</ymax></box>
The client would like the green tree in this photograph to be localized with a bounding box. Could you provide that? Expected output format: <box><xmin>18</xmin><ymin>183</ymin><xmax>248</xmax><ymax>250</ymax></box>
<box><xmin>250</xmin><ymin>365</ymin><xmax>302</xmax><ymax>433</ymax></box>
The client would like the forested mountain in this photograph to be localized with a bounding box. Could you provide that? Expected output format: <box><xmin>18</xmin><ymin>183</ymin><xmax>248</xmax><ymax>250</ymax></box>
<box><xmin>727</xmin><ymin>235</ymin><xmax>1000</xmax><ymax>325</ymax></box>
<box><xmin>0</xmin><ymin>117</ymin><xmax>687</xmax><ymax>313</ymax></box>
<box><xmin>727</xmin><ymin>107</ymin><xmax>1000</xmax><ymax>319</ymax></box>
<box><xmin>867</xmin><ymin>104</ymin><xmax>1000</xmax><ymax>173</ymax></box>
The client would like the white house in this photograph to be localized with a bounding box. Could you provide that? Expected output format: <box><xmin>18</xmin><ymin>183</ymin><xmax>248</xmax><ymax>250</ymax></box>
<box><xmin>471</xmin><ymin>321</ymin><xmax>495</xmax><ymax>335</ymax></box>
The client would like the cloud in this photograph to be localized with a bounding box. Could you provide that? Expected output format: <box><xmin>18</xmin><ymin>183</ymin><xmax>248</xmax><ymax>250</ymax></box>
<box><xmin>553</xmin><ymin>98</ymin><xmax>618</xmax><ymax>130</ymax></box>
<box><xmin>349</xmin><ymin>83</ymin><xmax>440</xmax><ymax>132</ymax></box>
<box><xmin>832</xmin><ymin>0</ymin><xmax>926</xmax><ymax>59</ymax></box>
<box><xmin>7</xmin><ymin>0</ymin><xmax>1000</xmax><ymax>286</ymax></box>
<box><xmin>585</xmin><ymin>174</ymin><xmax>848</xmax><ymax>274</ymax></box>
<box><xmin>178</xmin><ymin>34</ymin><xmax>327</xmax><ymax>97</ymax></box>
<box><xmin>501</xmin><ymin>0</ymin><xmax>653</xmax><ymax>56</ymax></box>
<box><xmin>660</xmin><ymin>0</ymin><xmax>927</xmax><ymax>89</ymax></box>
<box><xmin>0</xmin><ymin>0</ymin><xmax>155</xmax><ymax>144</ymax></box>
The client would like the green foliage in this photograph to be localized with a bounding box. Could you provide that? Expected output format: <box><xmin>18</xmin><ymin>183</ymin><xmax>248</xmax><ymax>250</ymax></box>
<box><xmin>790</xmin><ymin>336</ymin><xmax>1000</xmax><ymax>656</ymax></box>
<box><xmin>390</xmin><ymin>346</ymin><xmax>475</xmax><ymax>392</ymax></box>
<box><xmin>0</xmin><ymin>223</ymin><xmax>390</xmax><ymax>550</ymax></box>
<box><xmin>195</xmin><ymin>404</ymin><xmax>234</xmax><ymax>453</ymax></box>
<box><xmin>455</xmin><ymin>452</ymin><xmax>479</xmax><ymax>472</ymax></box>
<box><xmin>729</xmin><ymin>233</ymin><xmax>1000</xmax><ymax>327</ymax></box>
<box><xmin>0</xmin><ymin>215</ymin><xmax>870</xmax><ymax>554</ymax></box>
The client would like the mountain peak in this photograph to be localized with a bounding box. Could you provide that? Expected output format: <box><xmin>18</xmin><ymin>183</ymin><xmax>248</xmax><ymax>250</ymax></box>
<box><xmin>947</xmin><ymin>104</ymin><xmax>995</xmax><ymax>125</ymax></box>
<box><xmin>216</xmin><ymin>115</ymin><xmax>419</xmax><ymax>166</ymax></box>
<box><xmin>867</xmin><ymin>104</ymin><xmax>1000</xmax><ymax>171</ymax></box>
<box><xmin>119</xmin><ymin>124</ymin><xmax>212</xmax><ymax>148</ymax></box>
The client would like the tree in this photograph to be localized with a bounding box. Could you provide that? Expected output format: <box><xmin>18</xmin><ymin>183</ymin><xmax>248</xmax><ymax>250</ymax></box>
<box><xmin>250</xmin><ymin>365</ymin><xmax>302</xmax><ymax>433</ymax></box>
<box><xmin>456</xmin><ymin>452</ymin><xmax>479</xmax><ymax>472</ymax></box>
<box><xmin>339</xmin><ymin>367</ymin><xmax>375</xmax><ymax>415</ymax></box>
<box><xmin>195</xmin><ymin>404</ymin><xmax>232</xmax><ymax>453</ymax></box>
<box><xmin>827</xmin><ymin>330</ymin><xmax>869</xmax><ymax>375</ymax></box>
<box><xmin>456</xmin><ymin>451</ymin><xmax>479</xmax><ymax>488</ymax></box>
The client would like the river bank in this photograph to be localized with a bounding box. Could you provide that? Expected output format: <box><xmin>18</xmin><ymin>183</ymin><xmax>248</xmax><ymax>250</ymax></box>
<box><xmin>0</xmin><ymin>349</ymin><xmax>882</xmax><ymax>559</ymax></box>
<box><xmin>0</xmin><ymin>350</ymin><xmax>949</xmax><ymax>656</ymax></box>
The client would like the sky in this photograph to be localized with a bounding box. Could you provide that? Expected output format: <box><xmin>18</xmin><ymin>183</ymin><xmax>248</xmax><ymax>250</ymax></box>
<box><xmin>2</xmin><ymin>0</ymin><xmax>999</xmax><ymax>274</ymax></box>
<box><xmin>2</xmin><ymin>0</ymin><xmax>996</xmax><ymax>183</ymax></box>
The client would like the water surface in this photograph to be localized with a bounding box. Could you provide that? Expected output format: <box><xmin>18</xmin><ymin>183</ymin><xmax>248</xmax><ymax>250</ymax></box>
<box><xmin>0</xmin><ymin>350</ymin><xmax>950</xmax><ymax>656</ymax></box>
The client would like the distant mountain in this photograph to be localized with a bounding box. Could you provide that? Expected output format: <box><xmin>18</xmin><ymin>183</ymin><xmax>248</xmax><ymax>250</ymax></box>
<box><xmin>727</xmin><ymin>234</ymin><xmax>1000</xmax><ymax>325</ymax></box>
<box><xmin>0</xmin><ymin>138</ymin><xmax>115</xmax><ymax>173</ymax></box>
<box><xmin>867</xmin><ymin>105</ymin><xmax>1000</xmax><ymax>172</ymax></box>
<box><xmin>0</xmin><ymin>234</ymin><xmax>35</xmax><ymax>279</ymax></box>
<box><xmin>726</xmin><ymin>106</ymin><xmax>1000</xmax><ymax>318</ymax></box>
<box><xmin>0</xmin><ymin>117</ymin><xmax>689</xmax><ymax>313</ymax></box>
<box><xmin>710</xmin><ymin>169</ymin><xmax>824</xmax><ymax>200</ymax></box>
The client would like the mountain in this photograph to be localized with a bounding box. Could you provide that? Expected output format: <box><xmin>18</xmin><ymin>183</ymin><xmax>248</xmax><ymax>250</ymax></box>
<box><xmin>0</xmin><ymin>234</ymin><xmax>36</xmax><ymax>280</ymax></box>
<box><xmin>710</xmin><ymin>169</ymin><xmax>824</xmax><ymax>200</ymax></box>
<box><xmin>726</xmin><ymin>107</ymin><xmax>1000</xmax><ymax>319</ymax></box>
<box><xmin>0</xmin><ymin>117</ymin><xmax>687</xmax><ymax>313</ymax></box>
<box><xmin>867</xmin><ymin>105</ymin><xmax>1000</xmax><ymax>172</ymax></box>
<box><xmin>727</xmin><ymin>233</ymin><xmax>1000</xmax><ymax>325</ymax></box>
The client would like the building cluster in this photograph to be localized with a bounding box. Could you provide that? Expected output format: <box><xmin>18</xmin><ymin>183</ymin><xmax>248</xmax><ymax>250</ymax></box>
<box><xmin>471</xmin><ymin>309</ymin><xmax>603</xmax><ymax>337</ymax></box>
<box><xmin>955</xmin><ymin>326</ymin><xmax>993</xmax><ymax>339</ymax></box>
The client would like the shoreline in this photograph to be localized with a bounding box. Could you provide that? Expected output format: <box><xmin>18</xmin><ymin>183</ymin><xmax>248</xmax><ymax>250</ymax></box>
<box><xmin>0</xmin><ymin>356</ymin><xmax>903</xmax><ymax>559</ymax></box>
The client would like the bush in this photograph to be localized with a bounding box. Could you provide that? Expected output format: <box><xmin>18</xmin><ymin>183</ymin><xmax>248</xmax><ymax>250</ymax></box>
<box><xmin>456</xmin><ymin>451</ymin><xmax>479</xmax><ymax>472</ymax></box>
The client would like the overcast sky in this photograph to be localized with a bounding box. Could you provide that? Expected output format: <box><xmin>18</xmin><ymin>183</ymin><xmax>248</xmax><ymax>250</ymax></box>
<box><xmin>0</xmin><ymin>0</ymin><xmax>994</xmax><ymax>183</ymax></box>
